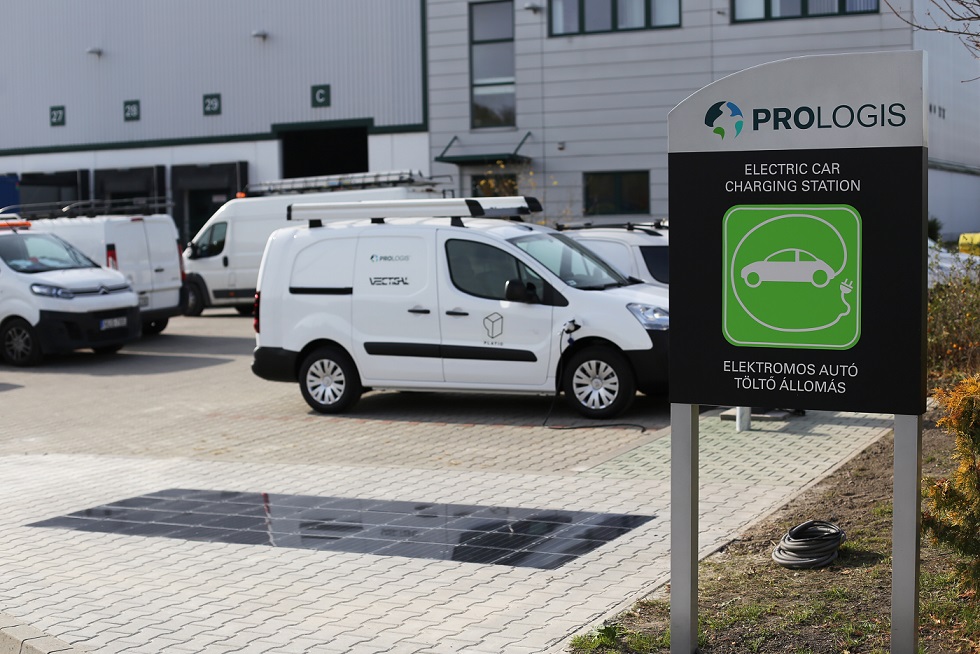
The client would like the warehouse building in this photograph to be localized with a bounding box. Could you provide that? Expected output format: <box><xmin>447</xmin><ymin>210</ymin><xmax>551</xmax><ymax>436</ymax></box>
<box><xmin>0</xmin><ymin>0</ymin><xmax>976</xmax><ymax>241</ymax></box>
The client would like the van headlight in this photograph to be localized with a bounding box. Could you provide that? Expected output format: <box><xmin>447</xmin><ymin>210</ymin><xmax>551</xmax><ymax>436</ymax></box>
<box><xmin>627</xmin><ymin>303</ymin><xmax>669</xmax><ymax>331</ymax></box>
<box><xmin>31</xmin><ymin>283</ymin><xmax>74</xmax><ymax>299</ymax></box>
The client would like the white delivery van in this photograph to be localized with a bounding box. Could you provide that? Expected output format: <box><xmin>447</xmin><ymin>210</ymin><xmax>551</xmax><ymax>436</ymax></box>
<box><xmin>183</xmin><ymin>170</ymin><xmax>445</xmax><ymax>316</ymax></box>
<box><xmin>251</xmin><ymin>196</ymin><xmax>670</xmax><ymax>419</ymax></box>
<box><xmin>0</xmin><ymin>221</ymin><xmax>140</xmax><ymax>366</ymax></box>
<box><xmin>561</xmin><ymin>222</ymin><xmax>670</xmax><ymax>289</ymax></box>
<box><xmin>27</xmin><ymin>214</ymin><xmax>186</xmax><ymax>334</ymax></box>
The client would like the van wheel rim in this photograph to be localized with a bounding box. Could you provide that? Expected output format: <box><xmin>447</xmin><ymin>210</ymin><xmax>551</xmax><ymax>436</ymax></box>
<box><xmin>4</xmin><ymin>326</ymin><xmax>32</xmax><ymax>362</ymax></box>
<box><xmin>305</xmin><ymin>359</ymin><xmax>346</xmax><ymax>405</ymax></box>
<box><xmin>571</xmin><ymin>360</ymin><xmax>619</xmax><ymax>410</ymax></box>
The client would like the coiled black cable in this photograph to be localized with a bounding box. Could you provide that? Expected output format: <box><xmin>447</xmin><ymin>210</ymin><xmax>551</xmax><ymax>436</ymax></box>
<box><xmin>771</xmin><ymin>520</ymin><xmax>846</xmax><ymax>569</ymax></box>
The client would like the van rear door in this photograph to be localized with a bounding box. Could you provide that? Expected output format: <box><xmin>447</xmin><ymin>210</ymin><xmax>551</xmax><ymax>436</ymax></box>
<box><xmin>144</xmin><ymin>216</ymin><xmax>182</xmax><ymax>312</ymax></box>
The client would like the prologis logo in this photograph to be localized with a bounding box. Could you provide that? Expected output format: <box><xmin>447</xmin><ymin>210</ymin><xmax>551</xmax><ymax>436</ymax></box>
<box><xmin>370</xmin><ymin>254</ymin><xmax>410</xmax><ymax>263</ymax></box>
<box><xmin>705</xmin><ymin>101</ymin><xmax>744</xmax><ymax>140</ymax></box>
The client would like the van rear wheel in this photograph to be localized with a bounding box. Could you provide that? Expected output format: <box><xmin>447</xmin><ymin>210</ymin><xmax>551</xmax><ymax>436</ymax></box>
<box><xmin>299</xmin><ymin>346</ymin><xmax>362</xmax><ymax>414</ymax></box>
<box><xmin>562</xmin><ymin>346</ymin><xmax>635</xmax><ymax>419</ymax></box>
<box><xmin>1</xmin><ymin>318</ymin><xmax>42</xmax><ymax>367</ymax></box>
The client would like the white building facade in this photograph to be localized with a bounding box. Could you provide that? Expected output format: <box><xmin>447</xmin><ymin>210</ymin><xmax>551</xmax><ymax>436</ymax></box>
<box><xmin>0</xmin><ymin>0</ymin><xmax>976</xmax><ymax>241</ymax></box>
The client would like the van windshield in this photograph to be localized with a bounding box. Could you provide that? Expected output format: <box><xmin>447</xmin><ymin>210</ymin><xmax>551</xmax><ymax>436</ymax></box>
<box><xmin>0</xmin><ymin>233</ymin><xmax>99</xmax><ymax>273</ymax></box>
<box><xmin>509</xmin><ymin>232</ymin><xmax>631</xmax><ymax>289</ymax></box>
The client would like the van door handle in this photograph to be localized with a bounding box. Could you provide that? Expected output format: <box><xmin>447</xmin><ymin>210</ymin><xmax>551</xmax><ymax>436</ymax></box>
<box><xmin>223</xmin><ymin>256</ymin><xmax>229</xmax><ymax>267</ymax></box>
<box><xmin>408</xmin><ymin>308</ymin><xmax>430</xmax><ymax>314</ymax></box>
<box><xmin>154</xmin><ymin>267</ymin><xmax>165</xmax><ymax>273</ymax></box>
<box><xmin>445</xmin><ymin>310</ymin><xmax>469</xmax><ymax>316</ymax></box>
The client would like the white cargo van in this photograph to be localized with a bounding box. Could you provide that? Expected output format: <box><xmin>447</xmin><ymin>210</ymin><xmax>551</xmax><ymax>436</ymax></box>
<box><xmin>251</xmin><ymin>197</ymin><xmax>670</xmax><ymax>419</ymax></box>
<box><xmin>0</xmin><ymin>221</ymin><xmax>140</xmax><ymax>365</ymax></box>
<box><xmin>183</xmin><ymin>170</ymin><xmax>446</xmax><ymax>316</ymax></box>
<box><xmin>27</xmin><ymin>214</ymin><xmax>186</xmax><ymax>334</ymax></box>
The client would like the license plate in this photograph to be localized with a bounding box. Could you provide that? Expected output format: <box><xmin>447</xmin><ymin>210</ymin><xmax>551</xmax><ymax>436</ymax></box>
<box><xmin>100</xmin><ymin>317</ymin><xmax>127</xmax><ymax>330</ymax></box>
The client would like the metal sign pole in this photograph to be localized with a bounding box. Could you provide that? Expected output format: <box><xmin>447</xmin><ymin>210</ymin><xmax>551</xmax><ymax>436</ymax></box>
<box><xmin>670</xmin><ymin>403</ymin><xmax>699</xmax><ymax>654</ymax></box>
<box><xmin>891</xmin><ymin>413</ymin><xmax>922</xmax><ymax>653</ymax></box>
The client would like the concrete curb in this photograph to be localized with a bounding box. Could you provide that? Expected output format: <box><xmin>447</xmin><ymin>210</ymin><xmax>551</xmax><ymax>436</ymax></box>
<box><xmin>0</xmin><ymin>614</ymin><xmax>81</xmax><ymax>654</ymax></box>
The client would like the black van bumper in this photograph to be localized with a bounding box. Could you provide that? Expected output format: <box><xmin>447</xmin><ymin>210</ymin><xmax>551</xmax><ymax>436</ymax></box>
<box><xmin>36</xmin><ymin>306</ymin><xmax>142</xmax><ymax>354</ymax></box>
<box><xmin>252</xmin><ymin>346</ymin><xmax>298</xmax><ymax>382</ymax></box>
<box><xmin>626</xmin><ymin>329</ymin><xmax>669</xmax><ymax>395</ymax></box>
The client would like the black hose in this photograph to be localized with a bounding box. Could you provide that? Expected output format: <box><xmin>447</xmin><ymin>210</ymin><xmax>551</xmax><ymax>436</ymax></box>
<box><xmin>771</xmin><ymin>520</ymin><xmax>846</xmax><ymax>569</ymax></box>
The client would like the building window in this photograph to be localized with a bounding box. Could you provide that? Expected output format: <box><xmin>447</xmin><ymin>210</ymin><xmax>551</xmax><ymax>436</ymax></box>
<box><xmin>471</xmin><ymin>1</ymin><xmax>515</xmax><ymax>128</ymax></box>
<box><xmin>472</xmin><ymin>174</ymin><xmax>519</xmax><ymax>197</ymax></box>
<box><xmin>550</xmin><ymin>0</ymin><xmax>680</xmax><ymax>35</ymax></box>
<box><xmin>583</xmin><ymin>171</ymin><xmax>649</xmax><ymax>215</ymax></box>
<box><xmin>732</xmin><ymin>0</ymin><xmax>876</xmax><ymax>21</ymax></box>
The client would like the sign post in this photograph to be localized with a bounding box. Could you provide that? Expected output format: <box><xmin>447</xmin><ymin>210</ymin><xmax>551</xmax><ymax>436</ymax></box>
<box><xmin>667</xmin><ymin>51</ymin><xmax>927</xmax><ymax>653</ymax></box>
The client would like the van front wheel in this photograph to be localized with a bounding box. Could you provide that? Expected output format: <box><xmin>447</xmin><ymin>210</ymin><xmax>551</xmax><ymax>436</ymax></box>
<box><xmin>1</xmin><ymin>318</ymin><xmax>42</xmax><ymax>367</ymax></box>
<box><xmin>184</xmin><ymin>283</ymin><xmax>205</xmax><ymax>317</ymax></box>
<box><xmin>562</xmin><ymin>347</ymin><xmax>635</xmax><ymax>419</ymax></box>
<box><xmin>299</xmin><ymin>346</ymin><xmax>362</xmax><ymax>414</ymax></box>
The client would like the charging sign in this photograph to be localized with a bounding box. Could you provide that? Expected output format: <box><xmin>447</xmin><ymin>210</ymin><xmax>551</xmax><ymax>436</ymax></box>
<box><xmin>668</xmin><ymin>52</ymin><xmax>926</xmax><ymax>415</ymax></box>
<box><xmin>723</xmin><ymin>204</ymin><xmax>861</xmax><ymax>349</ymax></box>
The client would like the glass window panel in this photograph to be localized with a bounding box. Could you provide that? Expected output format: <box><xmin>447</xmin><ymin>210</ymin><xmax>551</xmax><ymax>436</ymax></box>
<box><xmin>619</xmin><ymin>172</ymin><xmax>650</xmax><ymax>213</ymax></box>
<box><xmin>550</xmin><ymin>0</ymin><xmax>580</xmax><ymax>33</ymax></box>
<box><xmin>472</xmin><ymin>86</ymin><xmax>516</xmax><ymax>128</ymax></box>
<box><xmin>472</xmin><ymin>175</ymin><xmax>518</xmax><ymax>197</ymax></box>
<box><xmin>733</xmin><ymin>0</ymin><xmax>766</xmax><ymax>18</ymax></box>
<box><xmin>584</xmin><ymin>174</ymin><xmax>616</xmax><ymax>215</ymax></box>
<box><xmin>772</xmin><ymin>0</ymin><xmax>802</xmax><ymax>16</ymax></box>
<box><xmin>651</xmin><ymin>0</ymin><xmax>680</xmax><ymax>25</ymax></box>
<box><xmin>472</xmin><ymin>1</ymin><xmax>514</xmax><ymax>41</ymax></box>
<box><xmin>845</xmin><ymin>0</ymin><xmax>877</xmax><ymax>11</ymax></box>
<box><xmin>617</xmin><ymin>0</ymin><xmax>646</xmax><ymax>27</ymax></box>
<box><xmin>472</xmin><ymin>42</ymin><xmax>515</xmax><ymax>84</ymax></box>
<box><xmin>807</xmin><ymin>0</ymin><xmax>838</xmax><ymax>13</ymax></box>
<box><xmin>584</xmin><ymin>0</ymin><xmax>613</xmax><ymax>31</ymax></box>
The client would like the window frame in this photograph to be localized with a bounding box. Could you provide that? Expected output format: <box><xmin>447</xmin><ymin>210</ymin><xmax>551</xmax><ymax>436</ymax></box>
<box><xmin>548</xmin><ymin>0</ymin><xmax>681</xmax><ymax>36</ymax></box>
<box><xmin>730</xmin><ymin>0</ymin><xmax>878</xmax><ymax>22</ymax></box>
<box><xmin>469</xmin><ymin>1</ymin><xmax>516</xmax><ymax>129</ymax></box>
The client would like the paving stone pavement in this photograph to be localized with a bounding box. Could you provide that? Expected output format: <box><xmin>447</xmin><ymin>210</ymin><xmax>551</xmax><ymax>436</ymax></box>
<box><xmin>0</xmin><ymin>315</ymin><xmax>894</xmax><ymax>653</ymax></box>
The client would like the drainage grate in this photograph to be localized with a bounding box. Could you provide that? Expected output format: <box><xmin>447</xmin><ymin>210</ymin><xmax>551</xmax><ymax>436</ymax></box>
<box><xmin>28</xmin><ymin>489</ymin><xmax>655</xmax><ymax>570</ymax></box>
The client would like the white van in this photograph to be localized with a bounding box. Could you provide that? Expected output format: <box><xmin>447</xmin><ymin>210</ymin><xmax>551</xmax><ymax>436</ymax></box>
<box><xmin>561</xmin><ymin>222</ymin><xmax>670</xmax><ymax>289</ymax></box>
<box><xmin>183</xmin><ymin>170</ymin><xmax>445</xmax><ymax>316</ymax></box>
<box><xmin>0</xmin><ymin>221</ymin><xmax>140</xmax><ymax>366</ymax></box>
<box><xmin>27</xmin><ymin>214</ymin><xmax>185</xmax><ymax>334</ymax></box>
<box><xmin>251</xmin><ymin>197</ymin><xmax>670</xmax><ymax>419</ymax></box>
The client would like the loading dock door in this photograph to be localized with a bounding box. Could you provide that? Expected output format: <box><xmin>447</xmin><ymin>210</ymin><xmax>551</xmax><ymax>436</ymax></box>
<box><xmin>280</xmin><ymin>125</ymin><xmax>368</xmax><ymax>179</ymax></box>
<box><xmin>171</xmin><ymin>162</ymin><xmax>248</xmax><ymax>244</ymax></box>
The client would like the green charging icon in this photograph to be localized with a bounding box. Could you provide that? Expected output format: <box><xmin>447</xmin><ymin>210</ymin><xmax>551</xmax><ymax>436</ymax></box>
<box><xmin>723</xmin><ymin>205</ymin><xmax>862</xmax><ymax>350</ymax></box>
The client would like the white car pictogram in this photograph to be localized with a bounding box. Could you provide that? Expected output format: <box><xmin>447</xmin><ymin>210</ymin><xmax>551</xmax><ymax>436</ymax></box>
<box><xmin>741</xmin><ymin>248</ymin><xmax>835</xmax><ymax>288</ymax></box>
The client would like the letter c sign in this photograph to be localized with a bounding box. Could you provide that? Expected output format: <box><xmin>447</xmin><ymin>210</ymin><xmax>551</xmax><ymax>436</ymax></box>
<box><xmin>312</xmin><ymin>85</ymin><xmax>331</xmax><ymax>108</ymax></box>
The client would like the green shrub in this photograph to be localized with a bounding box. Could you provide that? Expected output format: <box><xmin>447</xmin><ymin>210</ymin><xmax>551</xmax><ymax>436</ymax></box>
<box><xmin>927</xmin><ymin>250</ymin><xmax>980</xmax><ymax>387</ymax></box>
<box><xmin>923</xmin><ymin>374</ymin><xmax>980</xmax><ymax>591</ymax></box>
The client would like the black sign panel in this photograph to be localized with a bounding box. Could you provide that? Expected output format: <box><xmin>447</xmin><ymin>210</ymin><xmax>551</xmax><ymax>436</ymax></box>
<box><xmin>668</xmin><ymin>146</ymin><xmax>926</xmax><ymax>414</ymax></box>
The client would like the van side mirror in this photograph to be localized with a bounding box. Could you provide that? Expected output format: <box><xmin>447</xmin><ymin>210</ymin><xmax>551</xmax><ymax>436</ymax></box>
<box><xmin>186</xmin><ymin>241</ymin><xmax>199</xmax><ymax>259</ymax></box>
<box><xmin>505</xmin><ymin>279</ymin><xmax>538</xmax><ymax>303</ymax></box>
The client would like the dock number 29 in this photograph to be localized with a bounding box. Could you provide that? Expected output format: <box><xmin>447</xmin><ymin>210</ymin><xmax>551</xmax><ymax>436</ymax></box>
<box><xmin>203</xmin><ymin>94</ymin><xmax>221</xmax><ymax>116</ymax></box>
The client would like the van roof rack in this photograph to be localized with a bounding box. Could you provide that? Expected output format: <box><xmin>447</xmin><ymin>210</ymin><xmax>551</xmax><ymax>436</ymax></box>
<box><xmin>288</xmin><ymin>196</ymin><xmax>542</xmax><ymax>227</ymax></box>
<box><xmin>555</xmin><ymin>219</ymin><xmax>668</xmax><ymax>236</ymax></box>
<box><xmin>0</xmin><ymin>196</ymin><xmax>171</xmax><ymax>220</ymax></box>
<box><xmin>245</xmin><ymin>170</ymin><xmax>447</xmax><ymax>196</ymax></box>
